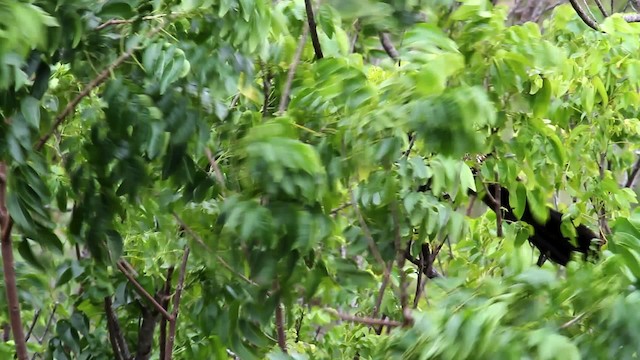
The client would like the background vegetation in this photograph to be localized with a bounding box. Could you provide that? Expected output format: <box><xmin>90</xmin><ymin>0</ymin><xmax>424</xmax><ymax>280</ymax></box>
<box><xmin>2</xmin><ymin>0</ymin><xmax>640</xmax><ymax>359</ymax></box>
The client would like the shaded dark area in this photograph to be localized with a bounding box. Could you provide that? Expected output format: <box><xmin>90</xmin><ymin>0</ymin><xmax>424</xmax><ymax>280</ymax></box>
<box><xmin>480</xmin><ymin>184</ymin><xmax>601</xmax><ymax>266</ymax></box>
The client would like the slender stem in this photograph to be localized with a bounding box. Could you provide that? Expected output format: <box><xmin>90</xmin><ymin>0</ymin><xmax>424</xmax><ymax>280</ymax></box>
<box><xmin>0</xmin><ymin>162</ymin><xmax>28</xmax><ymax>360</ymax></box>
<box><xmin>379</xmin><ymin>32</ymin><xmax>400</xmax><ymax>62</ymax></box>
<box><xmin>117</xmin><ymin>261</ymin><xmax>173</xmax><ymax>321</ymax></box>
<box><xmin>304</xmin><ymin>0</ymin><xmax>323</xmax><ymax>59</ymax></box>
<box><xmin>275</xmin><ymin>302</ymin><xmax>287</xmax><ymax>353</ymax></box>
<box><xmin>278</xmin><ymin>25</ymin><xmax>309</xmax><ymax>114</ymax></box>
<box><xmin>328</xmin><ymin>310</ymin><xmax>402</xmax><ymax>328</ymax></box>
<box><xmin>568</xmin><ymin>0</ymin><xmax>600</xmax><ymax>30</ymax></box>
<box><xmin>164</xmin><ymin>246</ymin><xmax>190</xmax><ymax>360</ymax></box>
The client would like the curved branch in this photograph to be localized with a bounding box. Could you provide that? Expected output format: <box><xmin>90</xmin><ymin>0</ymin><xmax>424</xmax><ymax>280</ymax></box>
<box><xmin>568</xmin><ymin>0</ymin><xmax>600</xmax><ymax>30</ymax></box>
<box><xmin>304</xmin><ymin>0</ymin><xmax>324</xmax><ymax>59</ymax></box>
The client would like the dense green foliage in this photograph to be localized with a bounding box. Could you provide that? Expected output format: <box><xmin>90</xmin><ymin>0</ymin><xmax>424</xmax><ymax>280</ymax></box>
<box><xmin>3</xmin><ymin>0</ymin><xmax>640</xmax><ymax>359</ymax></box>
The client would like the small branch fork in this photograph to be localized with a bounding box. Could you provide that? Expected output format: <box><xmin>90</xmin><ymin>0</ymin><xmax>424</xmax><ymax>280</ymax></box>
<box><xmin>163</xmin><ymin>246</ymin><xmax>190</xmax><ymax>360</ymax></box>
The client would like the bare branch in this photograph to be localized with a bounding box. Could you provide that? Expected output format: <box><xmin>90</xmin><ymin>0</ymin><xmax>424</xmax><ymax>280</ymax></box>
<box><xmin>204</xmin><ymin>148</ymin><xmax>226</xmax><ymax>193</ymax></box>
<box><xmin>372</xmin><ymin>261</ymin><xmax>393</xmax><ymax>319</ymax></box>
<box><xmin>379</xmin><ymin>32</ymin><xmax>400</xmax><ymax>62</ymax></box>
<box><xmin>0</xmin><ymin>162</ymin><xmax>28</xmax><ymax>360</ymax></box>
<box><xmin>159</xmin><ymin>267</ymin><xmax>175</xmax><ymax>360</ymax></box>
<box><xmin>304</xmin><ymin>0</ymin><xmax>324</xmax><ymax>59</ymax></box>
<box><xmin>24</xmin><ymin>310</ymin><xmax>40</xmax><ymax>342</ymax></box>
<box><xmin>391</xmin><ymin>201</ymin><xmax>412</xmax><ymax>326</ymax></box>
<box><xmin>172</xmin><ymin>212</ymin><xmax>257</xmax><ymax>286</ymax></box>
<box><xmin>275</xmin><ymin>302</ymin><xmax>287</xmax><ymax>353</ymax></box>
<box><xmin>164</xmin><ymin>246</ymin><xmax>190</xmax><ymax>360</ymax></box>
<box><xmin>35</xmin><ymin>21</ymin><xmax>169</xmax><ymax>151</ymax></box>
<box><xmin>594</xmin><ymin>0</ymin><xmax>609</xmax><ymax>17</ymax></box>
<box><xmin>278</xmin><ymin>25</ymin><xmax>309</xmax><ymax>114</ymax></box>
<box><xmin>568</xmin><ymin>0</ymin><xmax>600</xmax><ymax>30</ymax></box>
<box><xmin>349</xmin><ymin>188</ymin><xmax>387</xmax><ymax>270</ymax></box>
<box><xmin>625</xmin><ymin>155</ymin><xmax>640</xmax><ymax>188</ymax></box>
<box><xmin>104</xmin><ymin>297</ymin><xmax>130</xmax><ymax>360</ymax></box>
<box><xmin>117</xmin><ymin>261</ymin><xmax>173</xmax><ymax>321</ymax></box>
<box><xmin>328</xmin><ymin>310</ymin><xmax>402</xmax><ymax>328</ymax></box>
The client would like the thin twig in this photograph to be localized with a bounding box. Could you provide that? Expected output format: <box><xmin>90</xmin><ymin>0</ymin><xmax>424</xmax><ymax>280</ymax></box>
<box><xmin>0</xmin><ymin>162</ymin><xmax>27</xmax><ymax>360</ymax></box>
<box><xmin>328</xmin><ymin>310</ymin><xmax>402</xmax><ymax>328</ymax></box>
<box><xmin>560</xmin><ymin>312</ymin><xmax>586</xmax><ymax>329</ymax></box>
<box><xmin>625</xmin><ymin>155</ymin><xmax>640</xmax><ymax>188</ymax></box>
<box><xmin>104</xmin><ymin>296</ymin><xmax>131</xmax><ymax>360</ymax></box>
<box><xmin>391</xmin><ymin>201</ymin><xmax>412</xmax><ymax>326</ymax></box>
<box><xmin>204</xmin><ymin>148</ymin><xmax>226</xmax><ymax>193</ymax></box>
<box><xmin>330</xmin><ymin>202</ymin><xmax>352</xmax><ymax>215</ymax></box>
<box><xmin>372</xmin><ymin>261</ymin><xmax>393</xmax><ymax>319</ymax></box>
<box><xmin>159</xmin><ymin>266</ymin><xmax>174</xmax><ymax>360</ymax></box>
<box><xmin>413</xmin><ymin>244</ymin><xmax>428</xmax><ymax>309</ymax></box>
<box><xmin>304</xmin><ymin>0</ymin><xmax>324</xmax><ymax>59</ymax></box>
<box><xmin>117</xmin><ymin>261</ymin><xmax>173</xmax><ymax>321</ymax></box>
<box><xmin>275</xmin><ymin>302</ymin><xmax>287</xmax><ymax>353</ymax></box>
<box><xmin>262</xmin><ymin>64</ymin><xmax>272</xmax><ymax>117</ymax></box>
<box><xmin>594</xmin><ymin>0</ymin><xmax>609</xmax><ymax>16</ymax></box>
<box><xmin>294</xmin><ymin>308</ymin><xmax>305</xmax><ymax>343</ymax></box>
<box><xmin>35</xmin><ymin>21</ymin><xmax>169</xmax><ymax>151</ymax></box>
<box><xmin>278</xmin><ymin>25</ymin><xmax>309</xmax><ymax>114</ymax></box>
<box><xmin>172</xmin><ymin>212</ymin><xmax>257</xmax><ymax>285</ymax></box>
<box><xmin>25</xmin><ymin>310</ymin><xmax>41</xmax><ymax>342</ymax></box>
<box><xmin>349</xmin><ymin>188</ymin><xmax>386</xmax><ymax>270</ymax></box>
<box><xmin>568</xmin><ymin>0</ymin><xmax>600</xmax><ymax>30</ymax></box>
<box><xmin>349</xmin><ymin>19</ymin><xmax>361</xmax><ymax>53</ymax></box>
<box><xmin>164</xmin><ymin>246</ymin><xmax>190</xmax><ymax>360</ymax></box>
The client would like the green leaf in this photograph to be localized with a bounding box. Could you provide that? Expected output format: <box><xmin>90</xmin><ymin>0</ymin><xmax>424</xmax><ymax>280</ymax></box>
<box><xmin>20</xmin><ymin>96</ymin><xmax>40</xmax><ymax>129</ymax></box>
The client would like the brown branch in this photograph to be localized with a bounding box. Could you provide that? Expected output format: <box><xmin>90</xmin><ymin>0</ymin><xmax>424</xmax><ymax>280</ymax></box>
<box><xmin>594</xmin><ymin>0</ymin><xmax>609</xmax><ymax>16</ymax></box>
<box><xmin>329</xmin><ymin>310</ymin><xmax>402</xmax><ymax>328</ymax></box>
<box><xmin>304</xmin><ymin>0</ymin><xmax>324</xmax><ymax>59</ymax></box>
<box><xmin>105</xmin><ymin>296</ymin><xmax>130</xmax><ymax>360</ymax></box>
<box><xmin>164</xmin><ymin>246</ymin><xmax>190</xmax><ymax>360</ymax></box>
<box><xmin>349</xmin><ymin>188</ymin><xmax>387</xmax><ymax>270</ymax></box>
<box><xmin>0</xmin><ymin>162</ymin><xmax>28</xmax><ymax>360</ymax></box>
<box><xmin>135</xmin><ymin>302</ymin><xmax>160</xmax><ymax>360</ymax></box>
<box><xmin>275</xmin><ymin>302</ymin><xmax>287</xmax><ymax>353</ymax></box>
<box><xmin>349</xmin><ymin>19</ymin><xmax>361</xmax><ymax>53</ymax></box>
<box><xmin>204</xmin><ymin>149</ymin><xmax>226</xmax><ymax>193</ymax></box>
<box><xmin>24</xmin><ymin>309</ymin><xmax>40</xmax><ymax>342</ymax></box>
<box><xmin>372</xmin><ymin>261</ymin><xmax>393</xmax><ymax>319</ymax></box>
<box><xmin>294</xmin><ymin>308</ymin><xmax>304</xmax><ymax>343</ymax></box>
<box><xmin>278</xmin><ymin>25</ymin><xmax>309</xmax><ymax>114</ymax></box>
<box><xmin>625</xmin><ymin>155</ymin><xmax>640</xmax><ymax>188</ymax></box>
<box><xmin>391</xmin><ymin>201</ymin><xmax>411</xmax><ymax>326</ymax></box>
<box><xmin>413</xmin><ymin>244</ymin><xmax>430</xmax><ymax>309</ymax></box>
<box><xmin>159</xmin><ymin>267</ymin><xmax>174</xmax><ymax>360</ymax></box>
<box><xmin>379</xmin><ymin>32</ymin><xmax>400</xmax><ymax>62</ymax></box>
<box><xmin>117</xmin><ymin>261</ymin><xmax>173</xmax><ymax>321</ymax></box>
<box><xmin>172</xmin><ymin>212</ymin><xmax>257</xmax><ymax>286</ymax></box>
<box><xmin>568</xmin><ymin>0</ymin><xmax>600</xmax><ymax>30</ymax></box>
<box><xmin>35</xmin><ymin>21</ymin><xmax>168</xmax><ymax>151</ymax></box>
<box><xmin>330</xmin><ymin>202</ymin><xmax>352</xmax><ymax>215</ymax></box>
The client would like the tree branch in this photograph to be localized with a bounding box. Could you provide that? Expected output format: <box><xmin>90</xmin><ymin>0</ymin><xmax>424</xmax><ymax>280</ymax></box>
<box><xmin>328</xmin><ymin>310</ymin><xmax>402</xmax><ymax>328</ymax></box>
<box><xmin>391</xmin><ymin>201</ymin><xmax>412</xmax><ymax>326</ymax></box>
<box><xmin>164</xmin><ymin>246</ymin><xmax>190</xmax><ymax>360</ymax></box>
<box><xmin>204</xmin><ymin>148</ymin><xmax>226</xmax><ymax>193</ymax></box>
<box><xmin>117</xmin><ymin>261</ymin><xmax>173</xmax><ymax>321</ymax></box>
<box><xmin>24</xmin><ymin>309</ymin><xmax>40</xmax><ymax>342</ymax></box>
<box><xmin>275</xmin><ymin>302</ymin><xmax>287</xmax><ymax>353</ymax></box>
<box><xmin>568</xmin><ymin>0</ymin><xmax>600</xmax><ymax>30</ymax></box>
<box><xmin>594</xmin><ymin>0</ymin><xmax>609</xmax><ymax>17</ymax></box>
<box><xmin>105</xmin><ymin>297</ymin><xmax>130</xmax><ymax>360</ymax></box>
<box><xmin>278</xmin><ymin>25</ymin><xmax>309</xmax><ymax>114</ymax></box>
<box><xmin>172</xmin><ymin>212</ymin><xmax>257</xmax><ymax>286</ymax></box>
<box><xmin>35</xmin><ymin>21</ymin><xmax>168</xmax><ymax>151</ymax></box>
<box><xmin>304</xmin><ymin>0</ymin><xmax>324</xmax><ymax>59</ymax></box>
<box><xmin>625</xmin><ymin>155</ymin><xmax>640</xmax><ymax>188</ymax></box>
<box><xmin>159</xmin><ymin>267</ymin><xmax>174</xmax><ymax>360</ymax></box>
<box><xmin>0</xmin><ymin>162</ymin><xmax>28</xmax><ymax>360</ymax></box>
